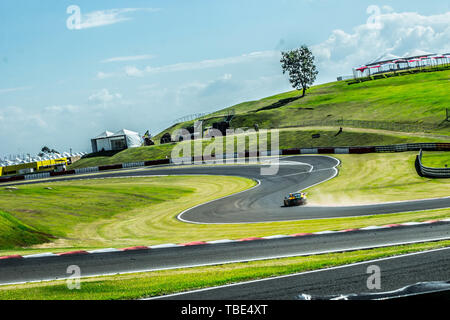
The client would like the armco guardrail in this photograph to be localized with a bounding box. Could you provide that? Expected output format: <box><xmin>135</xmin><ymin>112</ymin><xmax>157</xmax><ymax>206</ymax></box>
<box><xmin>1</xmin><ymin>143</ymin><xmax>450</xmax><ymax>184</ymax></box>
<box><xmin>416</xmin><ymin>149</ymin><xmax>450</xmax><ymax>178</ymax></box>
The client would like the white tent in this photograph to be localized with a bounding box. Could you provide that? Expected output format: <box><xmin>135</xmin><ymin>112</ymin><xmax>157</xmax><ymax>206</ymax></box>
<box><xmin>403</xmin><ymin>49</ymin><xmax>434</xmax><ymax>59</ymax></box>
<box><xmin>366</xmin><ymin>53</ymin><xmax>403</xmax><ymax>66</ymax></box>
<box><xmin>91</xmin><ymin>129</ymin><xmax>142</xmax><ymax>153</ymax></box>
<box><xmin>111</xmin><ymin>129</ymin><xmax>142</xmax><ymax>148</ymax></box>
<box><xmin>95</xmin><ymin>131</ymin><xmax>114</xmax><ymax>138</ymax></box>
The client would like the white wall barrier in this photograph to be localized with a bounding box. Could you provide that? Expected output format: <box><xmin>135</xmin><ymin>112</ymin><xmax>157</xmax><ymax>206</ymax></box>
<box><xmin>335</xmin><ymin>148</ymin><xmax>349</xmax><ymax>154</ymax></box>
<box><xmin>25</xmin><ymin>172</ymin><xmax>50</xmax><ymax>180</ymax></box>
<box><xmin>300</xmin><ymin>148</ymin><xmax>318</xmax><ymax>154</ymax></box>
<box><xmin>123</xmin><ymin>162</ymin><xmax>145</xmax><ymax>168</ymax></box>
<box><xmin>74</xmin><ymin>167</ymin><xmax>99</xmax><ymax>175</ymax></box>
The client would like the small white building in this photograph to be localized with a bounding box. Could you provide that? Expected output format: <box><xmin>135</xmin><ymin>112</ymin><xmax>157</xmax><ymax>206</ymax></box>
<box><xmin>91</xmin><ymin>129</ymin><xmax>142</xmax><ymax>153</ymax></box>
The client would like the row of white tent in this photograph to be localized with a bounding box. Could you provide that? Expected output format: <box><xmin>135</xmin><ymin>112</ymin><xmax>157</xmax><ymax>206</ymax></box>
<box><xmin>353</xmin><ymin>50</ymin><xmax>450</xmax><ymax>78</ymax></box>
<box><xmin>0</xmin><ymin>152</ymin><xmax>87</xmax><ymax>167</ymax></box>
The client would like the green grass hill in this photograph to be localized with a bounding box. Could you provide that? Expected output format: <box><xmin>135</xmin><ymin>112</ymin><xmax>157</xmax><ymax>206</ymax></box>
<box><xmin>68</xmin><ymin>69</ymin><xmax>450</xmax><ymax>169</ymax></box>
<box><xmin>159</xmin><ymin>68</ymin><xmax>450</xmax><ymax>138</ymax></box>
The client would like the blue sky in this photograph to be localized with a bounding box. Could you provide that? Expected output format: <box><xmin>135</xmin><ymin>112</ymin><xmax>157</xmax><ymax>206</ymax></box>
<box><xmin>1</xmin><ymin>0</ymin><xmax>449</xmax><ymax>156</ymax></box>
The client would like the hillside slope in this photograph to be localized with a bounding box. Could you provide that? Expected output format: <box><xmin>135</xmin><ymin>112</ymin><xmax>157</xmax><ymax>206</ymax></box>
<box><xmin>69</xmin><ymin>127</ymin><xmax>449</xmax><ymax>169</ymax></box>
<box><xmin>70</xmin><ymin>69</ymin><xmax>450</xmax><ymax>169</ymax></box>
<box><xmin>156</xmin><ymin>69</ymin><xmax>450</xmax><ymax>140</ymax></box>
<box><xmin>0</xmin><ymin>210</ymin><xmax>51</xmax><ymax>248</ymax></box>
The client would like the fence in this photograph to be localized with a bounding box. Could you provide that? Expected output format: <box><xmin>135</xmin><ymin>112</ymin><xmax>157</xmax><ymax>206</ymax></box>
<box><xmin>278</xmin><ymin>119</ymin><xmax>448</xmax><ymax>133</ymax></box>
<box><xmin>415</xmin><ymin>149</ymin><xmax>450</xmax><ymax>178</ymax></box>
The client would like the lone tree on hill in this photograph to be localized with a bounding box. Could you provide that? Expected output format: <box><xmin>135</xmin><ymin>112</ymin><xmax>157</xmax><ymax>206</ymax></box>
<box><xmin>280</xmin><ymin>45</ymin><xmax>318</xmax><ymax>97</ymax></box>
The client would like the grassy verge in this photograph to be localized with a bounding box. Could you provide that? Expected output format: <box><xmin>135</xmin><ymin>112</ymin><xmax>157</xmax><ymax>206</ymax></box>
<box><xmin>0</xmin><ymin>207</ymin><xmax>449</xmax><ymax>257</ymax></box>
<box><xmin>1</xmin><ymin>240</ymin><xmax>449</xmax><ymax>300</ymax></box>
<box><xmin>0</xmin><ymin>176</ymin><xmax>256</xmax><ymax>252</ymax></box>
<box><xmin>421</xmin><ymin>151</ymin><xmax>450</xmax><ymax>168</ymax></box>
<box><xmin>0</xmin><ymin>210</ymin><xmax>51</xmax><ymax>248</ymax></box>
<box><xmin>69</xmin><ymin>127</ymin><xmax>449</xmax><ymax>170</ymax></box>
<box><xmin>307</xmin><ymin>152</ymin><xmax>450</xmax><ymax>205</ymax></box>
<box><xmin>2</xmin><ymin>152</ymin><xmax>450</xmax><ymax>256</ymax></box>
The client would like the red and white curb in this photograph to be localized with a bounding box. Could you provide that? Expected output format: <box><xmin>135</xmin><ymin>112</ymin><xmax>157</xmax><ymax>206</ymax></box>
<box><xmin>1</xmin><ymin>218</ymin><xmax>449</xmax><ymax>260</ymax></box>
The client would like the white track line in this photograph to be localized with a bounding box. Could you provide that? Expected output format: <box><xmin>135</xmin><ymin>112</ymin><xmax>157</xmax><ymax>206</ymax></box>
<box><xmin>145</xmin><ymin>246</ymin><xmax>450</xmax><ymax>300</ymax></box>
<box><xmin>177</xmin><ymin>156</ymin><xmax>340</xmax><ymax>225</ymax></box>
<box><xmin>3</xmin><ymin>236</ymin><xmax>449</xmax><ymax>287</ymax></box>
<box><xmin>176</xmin><ymin>178</ymin><xmax>262</xmax><ymax>224</ymax></box>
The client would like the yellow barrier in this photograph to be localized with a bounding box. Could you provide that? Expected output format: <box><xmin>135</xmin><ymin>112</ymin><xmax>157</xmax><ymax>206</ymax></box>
<box><xmin>0</xmin><ymin>158</ymin><xmax>68</xmax><ymax>176</ymax></box>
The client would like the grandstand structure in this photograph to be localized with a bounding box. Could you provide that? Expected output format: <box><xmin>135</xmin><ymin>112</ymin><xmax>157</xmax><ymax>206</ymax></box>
<box><xmin>352</xmin><ymin>52</ymin><xmax>450</xmax><ymax>79</ymax></box>
<box><xmin>0</xmin><ymin>151</ymin><xmax>86</xmax><ymax>177</ymax></box>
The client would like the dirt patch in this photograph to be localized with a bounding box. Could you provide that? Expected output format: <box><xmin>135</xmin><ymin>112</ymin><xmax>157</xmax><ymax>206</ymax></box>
<box><xmin>16</xmin><ymin>209</ymin><xmax>42</xmax><ymax>214</ymax></box>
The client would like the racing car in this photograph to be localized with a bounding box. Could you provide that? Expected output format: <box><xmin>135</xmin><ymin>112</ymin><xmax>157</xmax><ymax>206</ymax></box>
<box><xmin>283</xmin><ymin>192</ymin><xmax>307</xmax><ymax>207</ymax></box>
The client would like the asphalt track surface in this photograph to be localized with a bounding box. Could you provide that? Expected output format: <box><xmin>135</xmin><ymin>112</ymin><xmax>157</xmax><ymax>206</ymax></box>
<box><xmin>0</xmin><ymin>223</ymin><xmax>449</xmax><ymax>285</ymax></box>
<box><xmin>0</xmin><ymin>155</ymin><xmax>449</xmax><ymax>295</ymax></box>
<box><xmin>150</xmin><ymin>247</ymin><xmax>450</xmax><ymax>300</ymax></box>
<box><xmin>7</xmin><ymin>155</ymin><xmax>450</xmax><ymax>224</ymax></box>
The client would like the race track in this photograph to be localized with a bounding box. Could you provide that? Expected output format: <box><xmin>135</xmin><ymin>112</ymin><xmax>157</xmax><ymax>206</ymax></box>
<box><xmin>149</xmin><ymin>247</ymin><xmax>450</xmax><ymax>300</ymax></box>
<box><xmin>0</xmin><ymin>155</ymin><xmax>449</xmax><ymax>297</ymax></box>
<box><xmin>15</xmin><ymin>155</ymin><xmax>446</xmax><ymax>224</ymax></box>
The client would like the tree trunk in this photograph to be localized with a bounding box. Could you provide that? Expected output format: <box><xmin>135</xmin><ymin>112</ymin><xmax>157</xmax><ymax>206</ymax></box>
<box><xmin>302</xmin><ymin>87</ymin><xmax>306</xmax><ymax>97</ymax></box>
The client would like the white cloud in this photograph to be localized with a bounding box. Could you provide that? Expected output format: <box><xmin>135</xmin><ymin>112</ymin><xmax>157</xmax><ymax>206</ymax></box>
<box><xmin>78</xmin><ymin>8</ymin><xmax>160</xmax><ymax>29</ymax></box>
<box><xmin>96</xmin><ymin>71</ymin><xmax>115</xmax><ymax>80</ymax></box>
<box><xmin>101</xmin><ymin>54</ymin><xmax>155</xmax><ymax>63</ymax></box>
<box><xmin>222</xmin><ymin>73</ymin><xmax>232</xmax><ymax>80</ymax></box>
<box><xmin>311</xmin><ymin>9</ymin><xmax>450</xmax><ymax>81</ymax></box>
<box><xmin>88</xmin><ymin>89</ymin><xmax>122</xmax><ymax>105</ymax></box>
<box><xmin>95</xmin><ymin>50</ymin><xmax>280</xmax><ymax>80</ymax></box>
<box><xmin>172</xmin><ymin>73</ymin><xmax>287</xmax><ymax>112</ymax></box>
<box><xmin>44</xmin><ymin>105</ymin><xmax>80</xmax><ymax>113</ymax></box>
<box><xmin>1</xmin><ymin>106</ymin><xmax>47</xmax><ymax>129</ymax></box>
<box><xmin>124</xmin><ymin>66</ymin><xmax>144</xmax><ymax>77</ymax></box>
<box><xmin>144</xmin><ymin>51</ymin><xmax>279</xmax><ymax>74</ymax></box>
<box><xmin>0</xmin><ymin>86</ymin><xmax>31</xmax><ymax>94</ymax></box>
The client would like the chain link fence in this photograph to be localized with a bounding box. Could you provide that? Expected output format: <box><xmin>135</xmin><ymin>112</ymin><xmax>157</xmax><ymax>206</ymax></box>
<box><xmin>278</xmin><ymin>119</ymin><xmax>448</xmax><ymax>133</ymax></box>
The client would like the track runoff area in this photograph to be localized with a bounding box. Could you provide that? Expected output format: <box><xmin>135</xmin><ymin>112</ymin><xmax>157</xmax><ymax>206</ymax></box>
<box><xmin>0</xmin><ymin>154</ymin><xmax>449</xmax><ymax>301</ymax></box>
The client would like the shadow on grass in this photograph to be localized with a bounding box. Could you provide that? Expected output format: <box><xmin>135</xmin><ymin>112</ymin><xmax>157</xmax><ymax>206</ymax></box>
<box><xmin>82</xmin><ymin>150</ymin><xmax>123</xmax><ymax>159</ymax></box>
<box><xmin>254</xmin><ymin>96</ymin><xmax>304</xmax><ymax>112</ymax></box>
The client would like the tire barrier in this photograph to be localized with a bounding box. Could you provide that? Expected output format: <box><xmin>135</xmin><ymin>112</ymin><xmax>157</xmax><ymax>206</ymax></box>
<box><xmin>1</xmin><ymin>142</ymin><xmax>450</xmax><ymax>184</ymax></box>
<box><xmin>416</xmin><ymin>149</ymin><xmax>450</xmax><ymax>178</ymax></box>
<box><xmin>50</xmin><ymin>170</ymin><xmax>75</xmax><ymax>177</ymax></box>
<box><xmin>98</xmin><ymin>164</ymin><xmax>123</xmax><ymax>171</ymax></box>
<box><xmin>144</xmin><ymin>159</ymin><xmax>171</xmax><ymax>166</ymax></box>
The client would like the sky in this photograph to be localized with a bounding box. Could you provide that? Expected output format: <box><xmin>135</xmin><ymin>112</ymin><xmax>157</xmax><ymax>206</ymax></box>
<box><xmin>1</xmin><ymin>0</ymin><xmax>449</xmax><ymax>157</ymax></box>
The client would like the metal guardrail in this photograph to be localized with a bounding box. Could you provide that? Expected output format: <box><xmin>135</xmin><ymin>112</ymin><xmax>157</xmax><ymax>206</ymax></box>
<box><xmin>374</xmin><ymin>143</ymin><xmax>450</xmax><ymax>153</ymax></box>
<box><xmin>416</xmin><ymin>149</ymin><xmax>450</xmax><ymax>178</ymax></box>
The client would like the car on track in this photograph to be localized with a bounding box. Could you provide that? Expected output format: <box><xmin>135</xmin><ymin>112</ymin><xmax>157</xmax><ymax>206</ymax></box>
<box><xmin>283</xmin><ymin>192</ymin><xmax>307</xmax><ymax>207</ymax></box>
